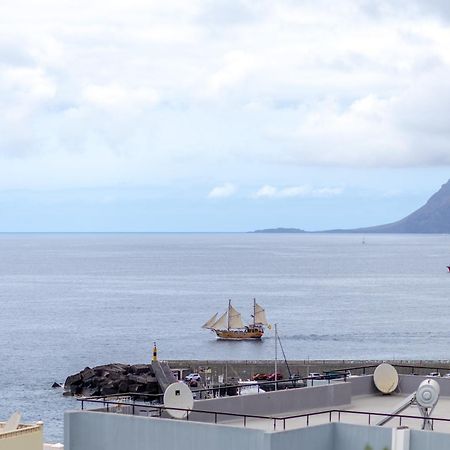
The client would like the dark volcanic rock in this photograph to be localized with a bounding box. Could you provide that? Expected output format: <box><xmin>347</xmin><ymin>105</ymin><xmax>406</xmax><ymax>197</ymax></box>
<box><xmin>130</xmin><ymin>364</ymin><xmax>152</xmax><ymax>375</ymax></box>
<box><xmin>64</xmin><ymin>363</ymin><xmax>159</xmax><ymax>397</ymax></box>
<box><xmin>64</xmin><ymin>373</ymin><xmax>82</xmax><ymax>389</ymax></box>
<box><xmin>101</xmin><ymin>382</ymin><xmax>119</xmax><ymax>396</ymax></box>
<box><xmin>81</xmin><ymin>367</ymin><xmax>95</xmax><ymax>381</ymax></box>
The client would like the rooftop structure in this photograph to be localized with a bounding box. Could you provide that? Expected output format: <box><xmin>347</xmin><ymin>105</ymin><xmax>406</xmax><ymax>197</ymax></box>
<box><xmin>65</xmin><ymin>370</ymin><xmax>450</xmax><ymax>450</ymax></box>
<box><xmin>0</xmin><ymin>416</ymin><xmax>43</xmax><ymax>450</ymax></box>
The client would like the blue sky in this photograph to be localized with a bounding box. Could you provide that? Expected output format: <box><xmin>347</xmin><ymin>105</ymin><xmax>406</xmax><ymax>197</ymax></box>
<box><xmin>1</xmin><ymin>0</ymin><xmax>450</xmax><ymax>231</ymax></box>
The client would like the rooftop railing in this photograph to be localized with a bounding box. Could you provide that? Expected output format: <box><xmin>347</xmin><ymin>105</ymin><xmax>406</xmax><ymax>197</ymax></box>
<box><xmin>76</xmin><ymin>397</ymin><xmax>450</xmax><ymax>432</ymax></box>
<box><xmin>324</xmin><ymin>362</ymin><xmax>450</xmax><ymax>376</ymax></box>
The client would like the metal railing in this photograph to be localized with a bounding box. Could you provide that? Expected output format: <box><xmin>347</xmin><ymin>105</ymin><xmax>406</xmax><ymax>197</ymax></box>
<box><xmin>324</xmin><ymin>362</ymin><xmax>450</xmax><ymax>376</ymax></box>
<box><xmin>76</xmin><ymin>397</ymin><xmax>450</xmax><ymax>432</ymax></box>
<box><xmin>77</xmin><ymin>374</ymin><xmax>345</xmax><ymax>408</ymax></box>
<box><xmin>78</xmin><ymin>373</ymin><xmax>348</xmax><ymax>401</ymax></box>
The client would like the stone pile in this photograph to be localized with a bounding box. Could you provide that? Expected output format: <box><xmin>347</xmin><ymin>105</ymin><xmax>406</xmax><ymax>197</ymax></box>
<box><xmin>64</xmin><ymin>363</ymin><xmax>159</xmax><ymax>397</ymax></box>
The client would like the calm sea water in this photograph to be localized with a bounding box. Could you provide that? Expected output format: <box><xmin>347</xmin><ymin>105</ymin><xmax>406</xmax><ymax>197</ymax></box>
<box><xmin>1</xmin><ymin>232</ymin><xmax>450</xmax><ymax>441</ymax></box>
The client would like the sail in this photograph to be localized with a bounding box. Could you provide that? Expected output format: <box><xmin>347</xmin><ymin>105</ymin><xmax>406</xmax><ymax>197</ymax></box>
<box><xmin>228</xmin><ymin>304</ymin><xmax>245</xmax><ymax>329</ymax></box>
<box><xmin>202</xmin><ymin>312</ymin><xmax>218</xmax><ymax>329</ymax></box>
<box><xmin>254</xmin><ymin>303</ymin><xmax>269</xmax><ymax>325</ymax></box>
<box><xmin>211</xmin><ymin>311</ymin><xmax>228</xmax><ymax>330</ymax></box>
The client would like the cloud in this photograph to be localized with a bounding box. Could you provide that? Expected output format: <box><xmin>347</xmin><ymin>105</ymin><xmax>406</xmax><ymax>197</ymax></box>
<box><xmin>254</xmin><ymin>185</ymin><xmax>343</xmax><ymax>198</ymax></box>
<box><xmin>1</xmin><ymin>0</ymin><xmax>450</xmax><ymax>191</ymax></box>
<box><xmin>207</xmin><ymin>183</ymin><xmax>237</xmax><ymax>198</ymax></box>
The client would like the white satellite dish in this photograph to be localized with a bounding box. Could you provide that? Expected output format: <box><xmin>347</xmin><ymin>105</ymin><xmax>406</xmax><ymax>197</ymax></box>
<box><xmin>373</xmin><ymin>363</ymin><xmax>399</xmax><ymax>394</ymax></box>
<box><xmin>417</xmin><ymin>379</ymin><xmax>440</xmax><ymax>409</ymax></box>
<box><xmin>163</xmin><ymin>382</ymin><xmax>194</xmax><ymax>419</ymax></box>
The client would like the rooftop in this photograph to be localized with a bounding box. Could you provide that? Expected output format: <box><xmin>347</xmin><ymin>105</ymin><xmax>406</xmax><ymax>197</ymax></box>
<box><xmin>67</xmin><ymin>372</ymin><xmax>450</xmax><ymax>450</ymax></box>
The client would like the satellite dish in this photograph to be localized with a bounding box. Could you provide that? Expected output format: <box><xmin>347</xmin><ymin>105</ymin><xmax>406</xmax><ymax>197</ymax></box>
<box><xmin>373</xmin><ymin>363</ymin><xmax>399</xmax><ymax>394</ymax></box>
<box><xmin>416</xmin><ymin>379</ymin><xmax>440</xmax><ymax>409</ymax></box>
<box><xmin>163</xmin><ymin>382</ymin><xmax>194</xmax><ymax>419</ymax></box>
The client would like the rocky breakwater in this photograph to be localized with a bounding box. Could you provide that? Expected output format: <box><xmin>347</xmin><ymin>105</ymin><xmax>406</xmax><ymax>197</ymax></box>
<box><xmin>64</xmin><ymin>363</ymin><xmax>159</xmax><ymax>397</ymax></box>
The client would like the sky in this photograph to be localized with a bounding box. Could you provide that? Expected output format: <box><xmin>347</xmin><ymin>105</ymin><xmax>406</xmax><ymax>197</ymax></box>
<box><xmin>1</xmin><ymin>0</ymin><xmax>450</xmax><ymax>231</ymax></box>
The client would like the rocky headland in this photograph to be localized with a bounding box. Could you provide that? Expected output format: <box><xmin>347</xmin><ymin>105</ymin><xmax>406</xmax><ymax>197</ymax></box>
<box><xmin>253</xmin><ymin>179</ymin><xmax>450</xmax><ymax>234</ymax></box>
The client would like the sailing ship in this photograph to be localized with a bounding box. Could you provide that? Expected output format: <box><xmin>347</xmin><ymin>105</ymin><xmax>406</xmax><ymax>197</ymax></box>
<box><xmin>202</xmin><ymin>299</ymin><xmax>270</xmax><ymax>340</ymax></box>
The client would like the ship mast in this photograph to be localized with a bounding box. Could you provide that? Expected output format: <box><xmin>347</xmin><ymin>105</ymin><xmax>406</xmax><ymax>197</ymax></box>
<box><xmin>228</xmin><ymin>299</ymin><xmax>231</xmax><ymax>331</ymax></box>
<box><xmin>253</xmin><ymin>298</ymin><xmax>256</xmax><ymax>327</ymax></box>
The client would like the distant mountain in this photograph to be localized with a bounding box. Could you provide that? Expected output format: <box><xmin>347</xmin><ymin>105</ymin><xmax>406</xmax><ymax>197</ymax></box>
<box><xmin>340</xmin><ymin>179</ymin><xmax>450</xmax><ymax>233</ymax></box>
<box><xmin>253</xmin><ymin>227</ymin><xmax>306</xmax><ymax>233</ymax></box>
<box><xmin>252</xmin><ymin>179</ymin><xmax>450</xmax><ymax>234</ymax></box>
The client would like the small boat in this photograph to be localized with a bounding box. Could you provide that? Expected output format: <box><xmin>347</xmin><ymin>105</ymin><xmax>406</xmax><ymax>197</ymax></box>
<box><xmin>202</xmin><ymin>299</ymin><xmax>270</xmax><ymax>340</ymax></box>
<box><xmin>447</xmin><ymin>266</ymin><xmax>450</xmax><ymax>273</ymax></box>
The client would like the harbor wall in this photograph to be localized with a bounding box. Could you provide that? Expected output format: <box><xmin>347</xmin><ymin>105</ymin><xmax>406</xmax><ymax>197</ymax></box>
<box><xmin>167</xmin><ymin>359</ymin><xmax>450</xmax><ymax>381</ymax></box>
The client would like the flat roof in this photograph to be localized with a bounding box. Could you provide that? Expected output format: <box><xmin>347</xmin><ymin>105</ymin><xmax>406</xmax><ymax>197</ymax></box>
<box><xmin>221</xmin><ymin>393</ymin><xmax>450</xmax><ymax>433</ymax></box>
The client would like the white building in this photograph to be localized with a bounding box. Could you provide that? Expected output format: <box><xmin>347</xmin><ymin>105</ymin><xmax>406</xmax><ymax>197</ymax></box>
<box><xmin>65</xmin><ymin>374</ymin><xmax>450</xmax><ymax>450</ymax></box>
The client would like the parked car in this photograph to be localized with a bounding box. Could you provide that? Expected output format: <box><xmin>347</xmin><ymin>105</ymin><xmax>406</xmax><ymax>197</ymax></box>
<box><xmin>308</xmin><ymin>372</ymin><xmax>322</xmax><ymax>379</ymax></box>
<box><xmin>443</xmin><ymin>373</ymin><xmax>450</xmax><ymax>378</ymax></box>
<box><xmin>184</xmin><ymin>373</ymin><xmax>201</xmax><ymax>382</ymax></box>
<box><xmin>252</xmin><ymin>373</ymin><xmax>268</xmax><ymax>381</ymax></box>
<box><xmin>267</xmin><ymin>373</ymin><xmax>283</xmax><ymax>381</ymax></box>
<box><xmin>428</xmin><ymin>372</ymin><xmax>441</xmax><ymax>377</ymax></box>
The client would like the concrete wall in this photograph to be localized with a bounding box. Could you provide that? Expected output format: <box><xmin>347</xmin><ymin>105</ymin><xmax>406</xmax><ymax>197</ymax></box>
<box><xmin>410</xmin><ymin>429</ymin><xmax>450</xmax><ymax>450</ymax></box>
<box><xmin>0</xmin><ymin>426</ymin><xmax>43</xmax><ymax>450</ymax></box>
<box><xmin>190</xmin><ymin>382</ymin><xmax>351</xmax><ymax>423</ymax></box>
<box><xmin>168</xmin><ymin>360</ymin><xmax>450</xmax><ymax>382</ymax></box>
<box><xmin>334</xmin><ymin>423</ymin><xmax>391</xmax><ymax>450</ymax></box>
<box><xmin>65</xmin><ymin>411</ymin><xmax>268</xmax><ymax>450</ymax></box>
<box><xmin>397</xmin><ymin>375</ymin><xmax>450</xmax><ymax>396</ymax></box>
<box><xmin>269</xmin><ymin>424</ymin><xmax>334</xmax><ymax>450</ymax></box>
<box><xmin>347</xmin><ymin>374</ymin><xmax>450</xmax><ymax>397</ymax></box>
<box><xmin>66</xmin><ymin>409</ymin><xmax>450</xmax><ymax>450</ymax></box>
<box><xmin>350</xmin><ymin>375</ymin><xmax>379</xmax><ymax>396</ymax></box>
<box><xmin>269</xmin><ymin>423</ymin><xmax>392</xmax><ymax>450</ymax></box>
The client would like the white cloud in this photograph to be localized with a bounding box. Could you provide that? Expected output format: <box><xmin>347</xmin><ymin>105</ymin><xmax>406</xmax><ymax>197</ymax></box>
<box><xmin>207</xmin><ymin>183</ymin><xmax>237</xmax><ymax>198</ymax></box>
<box><xmin>1</xmin><ymin>0</ymin><xmax>450</xmax><ymax>190</ymax></box>
<box><xmin>82</xmin><ymin>84</ymin><xmax>159</xmax><ymax>110</ymax></box>
<box><xmin>254</xmin><ymin>185</ymin><xmax>343</xmax><ymax>198</ymax></box>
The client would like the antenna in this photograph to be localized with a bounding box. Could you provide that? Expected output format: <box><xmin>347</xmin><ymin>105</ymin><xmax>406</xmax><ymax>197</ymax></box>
<box><xmin>375</xmin><ymin>376</ymin><xmax>440</xmax><ymax>430</ymax></box>
<box><xmin>373</xmin><ymin>363</ymin><xmax>399</xmax><ymax>394</ymax></box>
<box><xmin>163</xmin><ymin>382</ymin><xmax>194</xmax><ymax>419</ymax></box>
<box><xmin>416</xmin><ymin>379</ymin><xmax>440</xmax><ymax>409</ymax></box>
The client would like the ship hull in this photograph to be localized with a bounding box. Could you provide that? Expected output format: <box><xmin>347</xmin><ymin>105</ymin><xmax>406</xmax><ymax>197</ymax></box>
<box><xmin>214</xmin><ymin>329</ymin><xmax>263</xmax><ymax>340</ymax></box>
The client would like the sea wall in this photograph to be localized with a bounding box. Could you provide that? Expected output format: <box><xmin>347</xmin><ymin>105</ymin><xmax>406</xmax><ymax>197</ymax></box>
<box><xmin>167</xmin><ymin>359</ymin><xmax>450</xmax><ymax>381</ymax></box>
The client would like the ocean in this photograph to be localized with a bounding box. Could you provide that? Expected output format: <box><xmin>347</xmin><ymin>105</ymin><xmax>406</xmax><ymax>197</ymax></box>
<box><xmin>1</xmin><ymin>232</ymin><xmax>450</xmax><ymax>441</ymax></box>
